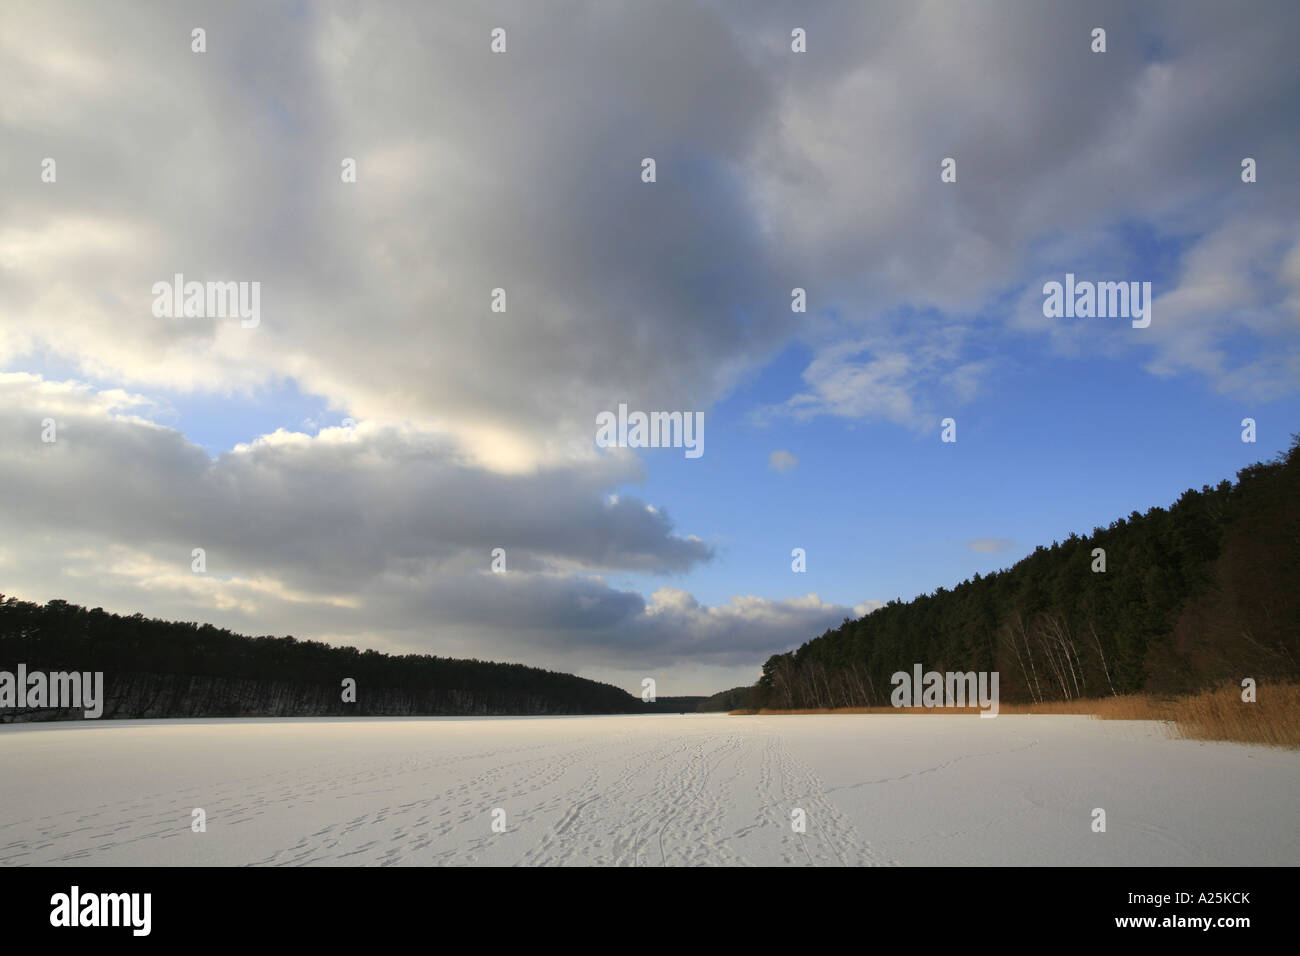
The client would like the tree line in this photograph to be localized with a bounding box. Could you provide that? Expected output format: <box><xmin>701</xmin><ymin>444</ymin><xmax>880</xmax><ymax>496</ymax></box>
<box><xmin>0</xmin><ymin>599</ymin><xmax>639</xmax><ymax>718</ymax></box>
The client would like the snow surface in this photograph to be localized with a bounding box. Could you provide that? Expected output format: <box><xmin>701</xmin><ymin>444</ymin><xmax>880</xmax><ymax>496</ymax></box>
<box><xmin>1</xmin><ymin>714</ymin><xmax>1295</xmax><ymax>866</ymax></box>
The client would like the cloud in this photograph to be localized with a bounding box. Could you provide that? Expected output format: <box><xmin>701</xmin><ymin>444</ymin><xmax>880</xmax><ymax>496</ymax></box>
<box><xmin>0</xmin><ymin>374</ymin><xmax>713</xmax><ymax>585</ymax></box>
<box><xmin>0</xmin><ymin>373</ymin><xmax>876</xmax><ymax>691</ymax></box>
<box><xmin>744</xmin><ymin>0</ymin><xmax>1300</xmax><ymax>412</ymax></box>
<box><xmin>767</xmin><ymin>449</ymin><xmax>798</xmax><ymax>473</ymax></box>
<box><xmin>0</xmin><ymin>0</ymin><xmax>795</xmax><ymax>471</ymax></box>
<box><xmin>4</xmin><ymin>1</ymin><xmax>1296</xmax><ymax>454</ymax></box>
<box><xmin>967</xmin><ymin>537</ymin><xmax>1015</xmax><ymax>555</ymax></box>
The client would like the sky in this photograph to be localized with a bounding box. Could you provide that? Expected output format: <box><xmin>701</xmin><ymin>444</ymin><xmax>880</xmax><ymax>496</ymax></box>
<box><xmin>2</xmin><ymin>1</ymin><xmax>1298</xmax><ymax>696</ymax></box>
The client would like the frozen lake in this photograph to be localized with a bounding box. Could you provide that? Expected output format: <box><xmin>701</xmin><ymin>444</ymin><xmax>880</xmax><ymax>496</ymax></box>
<box><xmin>1</xmin><ymin>714</ymin><xmax>1296</xmax><ymax>866</ymax></box>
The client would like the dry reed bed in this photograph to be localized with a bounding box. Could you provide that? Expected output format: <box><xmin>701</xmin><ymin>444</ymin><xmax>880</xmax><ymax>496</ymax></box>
<box><xmin>730</xmin><ymin>683</ymin><xmax>1300</xmax><ymax>748</ymax></box>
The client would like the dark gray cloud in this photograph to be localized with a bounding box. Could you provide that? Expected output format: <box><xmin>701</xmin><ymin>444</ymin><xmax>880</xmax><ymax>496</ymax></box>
<box><xmin>0</xmin><ymin>375</ymin><xmax>711</xmax><ymax>585</ymax></box>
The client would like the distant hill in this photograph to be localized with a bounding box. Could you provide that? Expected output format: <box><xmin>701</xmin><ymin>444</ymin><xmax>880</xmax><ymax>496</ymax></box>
<box><xmin>749</xmin><ymin>433</ymin><xmax>1300</xmax><ymax>709</ymax></box>
<box><xmin>697</xmin><ymin>686</ymin><xmax>756</xmax><ymax>712</ymax></box>
<box><xmin>0</xmin><ymin>599</ymin><xmax>641</xmax><ymax>720</ymax></box>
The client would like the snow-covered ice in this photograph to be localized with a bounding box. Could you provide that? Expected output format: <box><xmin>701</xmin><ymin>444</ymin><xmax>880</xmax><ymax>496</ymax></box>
<box><xmin>1</xmin><ymin>714</ymin><xmax>1295</xmax><ymax>866</ymax></box>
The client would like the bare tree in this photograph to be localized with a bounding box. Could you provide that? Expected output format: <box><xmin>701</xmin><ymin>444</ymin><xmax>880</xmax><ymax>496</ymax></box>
<box><xmin>1011</xmin><ymin>611</ymin><xmax>1043</xmax><ymax>702</ymax></box>
<box><xmin>1087</xmin><ymin>622</ymin><xmax>1117</xmax><ymax>696</ymax></box>
<box><xmin>1044</xmin><ymin>613</ymin><xmax>1083</xmax><ymax>699</ymax></box>
<box><xmin>1004</xmin><ymin>620</ymin><xmax>1036</xmax><ymax>703</ymax></box>
<box><xmin>1034</xmin><ymin>616</ymin><xmax>1070</xmax><ymax>700</ymax></box>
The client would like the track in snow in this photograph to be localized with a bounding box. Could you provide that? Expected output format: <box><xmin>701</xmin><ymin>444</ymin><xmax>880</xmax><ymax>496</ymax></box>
<box><xmin>1</xmin><ymin>714</ymin><xmax>1295</xmax><ymax>866</ymax></box>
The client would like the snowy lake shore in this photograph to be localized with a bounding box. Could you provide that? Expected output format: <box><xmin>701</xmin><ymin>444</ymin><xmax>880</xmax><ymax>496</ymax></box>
<box><xmin>1</xmin><ymin>714</ymin><xmax>1295</xmax><ymax>866</ymax></box>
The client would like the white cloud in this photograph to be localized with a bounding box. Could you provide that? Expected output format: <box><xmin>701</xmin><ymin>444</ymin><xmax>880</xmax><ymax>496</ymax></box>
<box><xmin>968</xmin><ymin>537</ymin><xmax>1015</xmax><ymax>555</ymax></box>
<box><xmin>767</xmin><ymin>449</ymin><xmax>798</xmax><ymax>473</ymax></box>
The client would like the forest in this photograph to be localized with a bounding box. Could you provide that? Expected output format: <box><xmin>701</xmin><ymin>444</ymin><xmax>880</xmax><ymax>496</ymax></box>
<box><xmin>0</xmin><ymin>599</ymin><xmax>639</xmax><ymax>719</ymax></box>
<box><xmin>752</xmin><ymin>434</ymin><xmax>1300</xmax><ymax>709</ymax></box>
